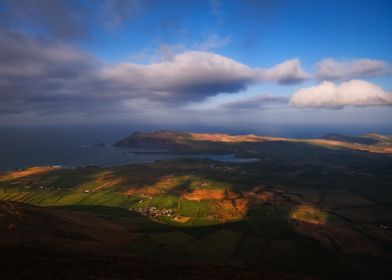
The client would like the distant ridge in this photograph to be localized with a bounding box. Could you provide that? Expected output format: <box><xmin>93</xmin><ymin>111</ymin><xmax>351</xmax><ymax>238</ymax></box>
<box><xmin>113</xmin><ymin>130</ymin><xmax>392</xmax><ymax>155</ymax></box>
<box><xmin>114</xmin><ymin>130</ymin><xmax>190</xmax><ymax>148</ymax></box>
<box><xmin>320</xmin><ymin>133</ymin><xmax>378</xmax><ymax>145</ymax></box>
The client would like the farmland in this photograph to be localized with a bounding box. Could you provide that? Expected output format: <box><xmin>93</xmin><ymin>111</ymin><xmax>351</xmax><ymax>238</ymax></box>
<box><xmin>1</xmin><ymin>134</ymin><xmax>392</xmax><ymax>279</ymax></box>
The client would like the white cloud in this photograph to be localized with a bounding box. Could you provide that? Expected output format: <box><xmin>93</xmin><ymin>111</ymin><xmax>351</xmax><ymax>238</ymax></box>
<box><xmin>99</xmin><ymin>51</ymin><xmax>257</xmax><ymax>102</ymax></box>
<box><xmin>0</xmin><ymin>31</ymin><xmax>311</xmax><ymax>119</ymax></box>
<box><xmin>316</xmin><ymin>58</ymin><xmax>392</xmax><ymax>80</ymax></box>
<box><xmin>99</xmin><ymin>52</ymin><xmax>309</xmax><ymax>102</ymax></box>
<box><xmin>258</xmin><ymin>59</ymin><xmax>310</xmax><ymax>85</ymax></box>
<box><xmin>290</xmin><ymin>80</ymin><xmax>392</xmax><ymax>108</ymax></box>
<box><xmin>219</xmin><ymin>95</ymin><xmax>289</xmax><ymax>109</ymax></box>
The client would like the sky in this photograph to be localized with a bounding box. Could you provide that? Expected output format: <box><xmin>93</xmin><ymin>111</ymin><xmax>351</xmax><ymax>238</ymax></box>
<box><xmin>0</xmin><ymin>0</ymin><xmax>391</xmax><ymax>131</ymax></box>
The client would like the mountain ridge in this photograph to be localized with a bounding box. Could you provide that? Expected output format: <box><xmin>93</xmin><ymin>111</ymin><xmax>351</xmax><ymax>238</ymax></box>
<box><xmin>114</xmin><ymin>130</ymin><xmax>392</xmax><ymax>155</ymax></box>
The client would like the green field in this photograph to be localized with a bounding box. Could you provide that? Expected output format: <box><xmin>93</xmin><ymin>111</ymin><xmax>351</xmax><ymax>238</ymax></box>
<box><xmin>1</xmin><ymin>146</ymin><xmax>392</xmax><ymax>280</ymax></box>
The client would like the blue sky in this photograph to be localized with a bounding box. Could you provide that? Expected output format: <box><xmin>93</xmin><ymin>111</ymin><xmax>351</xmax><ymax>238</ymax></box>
<box><xmin>0</xmin><ymin>0</ymin><xmax>391</xmax><ymax>131</ymax></box>
<box><xmin>82</xmin><ymin>0</ymin><xmax>392</xmax><ymax>65</ymax></box>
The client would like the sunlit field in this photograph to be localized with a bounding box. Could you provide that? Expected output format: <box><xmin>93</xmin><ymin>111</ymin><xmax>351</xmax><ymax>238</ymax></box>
<box><xmin>2</xmin><ymin>134</ymin><xmax>392</xmax><ymax>279</ymax></box>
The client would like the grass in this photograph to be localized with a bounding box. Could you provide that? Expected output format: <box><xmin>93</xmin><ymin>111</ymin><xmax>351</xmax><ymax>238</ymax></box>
<box><xmin>320</xmin><ymin>193</ymin><xmax>375</xmax><ymax>208</ymax></box>
<box><xmin>127</xmin><ymin>236</ymin><xmax>183</xmax><ymax>259</ymax></box>
<box><xmin>179</xmin><ymin>199</ymin><xmax>199</xmax><ymax>217</ymax></box>
<box><xmin>150</xmin><ymin>194</ymin><xmax>179</xmax><ymax>209</ymax></box>
<box><xmin>1</xmin><ymin>151</ymin><xmax>392</xmax><ymax>280</ymax></box>
<box><xmin>1</xmin><ymin>137</ymin><xmax>391</xmax><ymax>280</ymax></box>
<box><xmin>149</xmin><ymin>231</ymin><xmax>193</xmax><ymax>246</ymax></box>
<box><xmin>48</xmin><ymin>192</ymin><xmax>88</xmax><ymax>205</ymax></box>
<box><xmin>290</xmin><ymin>204</ymin><xmax>328</xmax><ymax>225</ymax></box>
<box><xmin>197</xmin><ymin>199</ymin><xmax>215</xmax><ymax>218</ymax></box>
<box><xmin>184</xmin><ymin>229</ymin><xmax>242</xmax><ymax>262</ymax></box>
<box><xmin>122</xmin><ymin>195</ymin><xmax>148</xmax><ymax>209</ymax></box>
<box><xmin>333</xmin><ymin>206</ymin><xmax>392</xmax><ymax>223</ymax></box>
<box><xmin>187</xmin><ymin>218</ymin><xmax>222</xmax><ymax>227</ymax></box>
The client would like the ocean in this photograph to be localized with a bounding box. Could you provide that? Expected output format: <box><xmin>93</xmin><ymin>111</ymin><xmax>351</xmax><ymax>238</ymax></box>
<box><xmin>0</xmin><ymin>125</ymin><xmax>248</xmax><ymax>171</ymax></box>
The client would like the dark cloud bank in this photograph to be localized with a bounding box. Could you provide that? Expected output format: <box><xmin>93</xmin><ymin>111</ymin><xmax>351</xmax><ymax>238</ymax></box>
<box><xmin>0</xmin><ymin>29</ymin><xmax>311</xmax><ymax>120</ymax></box>
<box><xmin>0</xmin><ymin>0</ymin><xmax>391</xmax><ymax>125</ymax></box>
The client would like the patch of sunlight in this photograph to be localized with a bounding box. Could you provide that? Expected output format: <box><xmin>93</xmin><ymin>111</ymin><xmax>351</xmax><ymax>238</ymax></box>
<box><xmin>290</xmin><ymin>204</ymin><xmax>328</xmax><ymax>225</ymax></box>
<box><xmin>4</xmin><ymin>166</ymin><xmax>60</xmax><ymax>180</ymax></box>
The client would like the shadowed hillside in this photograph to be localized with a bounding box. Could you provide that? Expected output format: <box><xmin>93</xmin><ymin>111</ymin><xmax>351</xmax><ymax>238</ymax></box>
<box><xmin>0</xmin><ymin>200</ymin><xmax>315</xmax><ymax>280</ymax></box>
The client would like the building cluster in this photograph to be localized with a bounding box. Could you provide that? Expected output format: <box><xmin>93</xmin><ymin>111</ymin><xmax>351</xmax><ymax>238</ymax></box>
<box><xmin>130</xmin><ymin>206</ymin><xmax>175</xmax><ymax>218</ymax></box>
<box><xmin>27</xmin><ymin>185</ymin><xmax>63</xmax><ymax>191</ymax></box>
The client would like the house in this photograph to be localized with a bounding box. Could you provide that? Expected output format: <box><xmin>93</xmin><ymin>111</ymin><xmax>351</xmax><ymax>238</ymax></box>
<box><xmin>161</xmin><ymin>209</ymin><xmax>174</xmax><ymax>216</ymax></box>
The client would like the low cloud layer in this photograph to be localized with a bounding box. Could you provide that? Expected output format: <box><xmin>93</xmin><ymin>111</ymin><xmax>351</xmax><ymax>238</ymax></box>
<box><xmin>0</xmin><ymin>31</ymin><xmax>310</xmax><ymax>118</ymax></box>
<box><xmin>220</xmin><ymin>95</ymin><xmax>289</xmax><ymax>109</ymax></box>
<box><xmin>0</xmin><ymin>32</ymin><xmax>97</xmax><ymax>78</ymax></box>
<box><xmin>290</xmin><ymin>80</ymin><xmax>392</xmax><ymax>108</ymax></box>
<box><xmin>1</xmin><ymin>28</ymin><xmax>390</xmax><ymax>124</ymax></box>
<box><xmin>316</xmin><ymin>58</ymin><xmax>392</xmax><ymax>81</ymax></box>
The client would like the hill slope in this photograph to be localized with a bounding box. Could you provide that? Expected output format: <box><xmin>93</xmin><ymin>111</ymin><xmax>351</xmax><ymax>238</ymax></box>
<box><xmin>0</xmin><ymin>200</ymin><xmax>315</xmax><ymax>280</ymax></box>
<box><xmin>114</xmin><ymin>130</ymin><xmax>392</xmax><ymax>154</ymax></box>
<box><xmin>321</xmin><ymin>133</ymin><xmax>378</xmax><ymax>145</ymax></box>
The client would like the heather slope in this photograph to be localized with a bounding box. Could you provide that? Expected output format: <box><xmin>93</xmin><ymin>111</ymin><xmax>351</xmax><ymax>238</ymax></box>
<box><xmin>114</xmin><ymin>131</ymin><xmax>392</xmax><ymax>155</ymax></box>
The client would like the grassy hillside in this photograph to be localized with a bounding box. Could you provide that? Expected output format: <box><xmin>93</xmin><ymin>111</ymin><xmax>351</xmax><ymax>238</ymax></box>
<box><xmin>1</xmin><ymin>201</ymin><xmax>315</xmax><ymax>280</ymax></box>
<box><xmin>114</xmin><ymin>130</ymin><xmax>392</xmax><ymax>155</ymax></box>
<box><xmin>1</xmin><ymin>140</ymin><xmax>392</xmax><ymax>279</ymax></box>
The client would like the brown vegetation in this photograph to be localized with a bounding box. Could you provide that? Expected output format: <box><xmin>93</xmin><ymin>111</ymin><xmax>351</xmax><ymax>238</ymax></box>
<box><xmin>292</xmin><ymin>220</ymin><xmax>387</xmax><ymax>257</ymax></box>
<box><xmin>214</xmin><ymin>199</ymin><xmax>248</xmax><ymax>220</ymax></box>
<box><xmin>243</xmin><ymin>187</ymin><xmax>292</xmax><ymax>205</ymax></box>
<box><xmin>0</xmin><ymin>201</ymin><xmax>137</xmax><ymax>253</ymax></box>
<box><xmin>290</xmin><ymin>204</ymin><xmax>327</xmax><ymax>225</ymax></box>
<box><xmin>0</xmin><ymin>201</ymin><xmax>316</xmax><ymax>280</ymax></box>
<box><xmin>124</xmin><ymin>186</ymin><xmax>161</xmax><ymax>196</ymax></box>
<box><xmin>116</xmin><ymin>130</ymin><xmax>392</xmax><ymax>156</ymax></box>
<box><xmin>1</xmin><ymin>166</ymin><xmax>60</xmax><ymax>180</ymax></box>
<box><xmin>182</xmin><ymin>189</ymin><xmax>226</xmax><ymax>201</ymax></box>
<box><xmin>94</xmin><ymin>173</ymin><xmax>124</xmax><ymax>190</ymax></box>
<box><xmin>190</xmin><ymin>133</ymin><xmax>281</xmax><ymax>143</ymax></box>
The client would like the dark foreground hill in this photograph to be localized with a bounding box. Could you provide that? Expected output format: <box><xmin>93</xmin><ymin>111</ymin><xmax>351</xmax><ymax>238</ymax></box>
<box><xmin>0</xmin><ymin>200</ymin><xmax>314</xmax><ymax>280</ymax></box>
